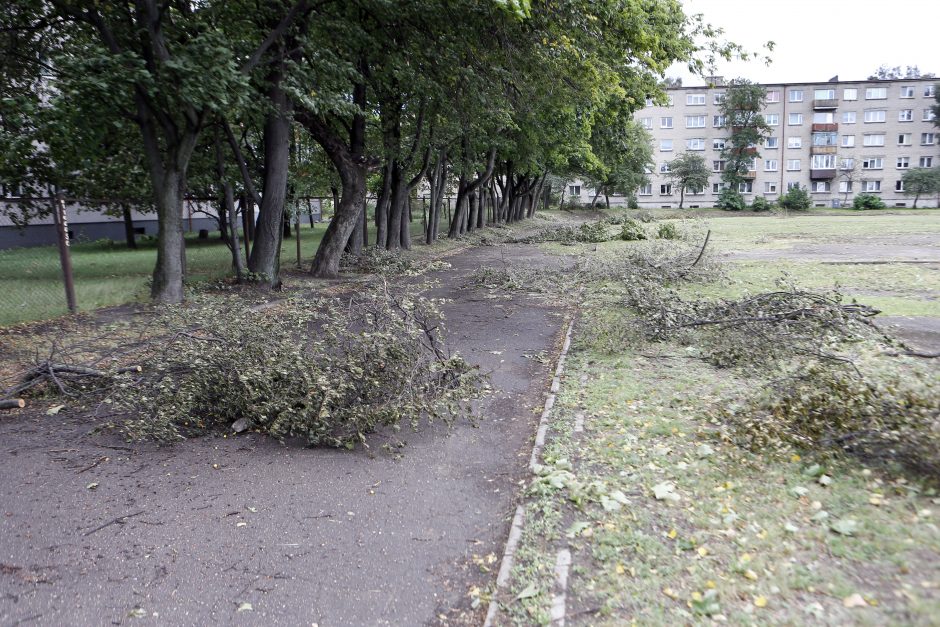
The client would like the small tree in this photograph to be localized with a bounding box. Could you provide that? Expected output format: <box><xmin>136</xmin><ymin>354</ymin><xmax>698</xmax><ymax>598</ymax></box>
<box><xmin>719</xmin><ymin>79</ymin><xmax>771</xmax><ymax>192</ymax></box>
<box><xmin>665</xmin><ymin>152</ymin><xmax>709</xmax><ymax>209</ymax></box>
<box><xmin>901</xmin><ymin>167</ymin><xmax>940</xmax><ymax>208</ymax></box>
<box><xmin>837</xmin><ymin>157</ymin><xmax>861</xmax><ymax>205</ymax></box>
<box><xmin>779</xmin><ymin>186</ymin><xmax>811</xmax><ymax>211</ymax></box>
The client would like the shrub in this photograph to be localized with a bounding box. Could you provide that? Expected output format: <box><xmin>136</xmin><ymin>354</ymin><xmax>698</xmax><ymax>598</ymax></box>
<box><xmin>577</xmin><ymin>221</ymin><xmax>613</xmax><ymax>242</ymax></box>
<box><xmin>852</xmin><ymin>193</ymin><xmax>886</xmax><ymax>210</ymax></box>
<box><xmin>106</xmin><ymin>289</ymin><xmax>479</xmax><ymax>447</ymax></box>
<box><xmin>620</xmin><ymin>219</ymin><xmax>647</xmax><ymax>241</ymax></box>
<box><xmin>656</xmin><ymin>222</ymin><xmax>679</xmax><ymax>240</ymax></box>
<box><xmin>604</xmin><ymin>211</ymin><xmax>631</xmax><ymax>225</ymax></box>
<box><xmin>750</xmin><ymin>196</ymin><xmax>774</xmax><ymax>212</ymax></box>
<box><xmin>717</xmin><ymin>188</ymin><xmax>747</xmax><ymax>211</ymax></box>
<box><xmin>779</xmin><ymin>186</ymin><xmax>811</xmax><ymax>211</ymax></box>
<box><xmin>718</xmin><ymin>364</ymin><xmax>940</xmax><ymax>479</ymax></box>
<box><xmin>627</xmin><ymin>196</ymin><xmax>640</xmax><ymax>209</ymax></box>
<box><xmin>635</xmin><ymin>211</ymin><xmax>656</xmax><ymax>223</ymax></box>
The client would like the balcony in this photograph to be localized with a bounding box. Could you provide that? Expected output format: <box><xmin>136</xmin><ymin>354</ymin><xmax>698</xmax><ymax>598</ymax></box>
<box><xmin>810</xmin><ymin>169</ymin><xmax>837</xmax><ymax>180</ymax></box>
<box><xmin>813</xmin><ymin>99</ymin><xmax>838</xmax><ymax>110</ymax></box>
<box><xmin>811</xmin><ymin>146</ymin><xmax>838</xmax><ymax>155</ymax></box>
<box><xmin>742</xmin><ymin>170</ymin><xmax>757</xmax><ymax>179</ymax></box>
<box><xmin>812</xmin><ymin>123</ymin><xmax>838</xmax><ymax>132</ymax></box>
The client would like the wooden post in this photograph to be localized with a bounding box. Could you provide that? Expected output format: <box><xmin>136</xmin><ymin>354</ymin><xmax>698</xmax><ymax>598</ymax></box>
<box><xmin>53</xmin><ymin>194</ymin><xmax>77</xmax><ymax>314</ymax></box>
<box><xmin>295</xmin><ymin>209</ymin><xmax>302</xmax><ymax>268</ymax></box>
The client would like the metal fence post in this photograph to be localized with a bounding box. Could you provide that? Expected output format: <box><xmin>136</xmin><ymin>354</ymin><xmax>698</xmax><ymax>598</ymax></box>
<box><xmin>52</xmin><ymin>194</ymin><xmax>77</xmax><ymax>313</ymax></box>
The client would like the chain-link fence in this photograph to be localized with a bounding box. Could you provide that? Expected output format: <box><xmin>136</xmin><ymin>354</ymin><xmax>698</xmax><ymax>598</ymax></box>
<box><xmin>0</xmin><ymin>200</ymin><xmax>77</xmax><ymax>327</ymax></box>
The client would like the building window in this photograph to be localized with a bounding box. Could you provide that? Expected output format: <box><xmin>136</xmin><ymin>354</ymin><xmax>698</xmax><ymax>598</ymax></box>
<box><xmin>898</xmin><ymin>133</ymin><xmax>912</xmax><ymax>145</ymax></box>
<box><xmin>687</xmin><ymin>184</ymin><xmax>706</xmax><ymax>195</ymax></box>
<box><xmin>787</xmin><ymin>137</ymin><xmax>802</xmax><ymax>149</ymax></box>
<box><xmin>896</xmin><ymin>180</ymin><xmax>905</xmax><ymax>192</ymax></box>
<box><xmin>863</xmin><ymin>133</ymin><xmax>885</xmax><ymax>147</ymax></box>
<box><xmin>660</xmin><ymin>116</ymin><xmax>673</xmax><ymax>129</ymax></box>
<box><xmin>839</xmin><ymin>181</ymin><xmax>853</xmax><ymax>193</ymax></box>
<box><xmin>660</xmin><ymin>184</ymin><xmax>672</xmax><ymax>195</ymax></box>
<box><xmin>865</xmin><ymin>87</ymin><xmax>887</xmax><ymax>100</ymax></box>
<box><xmin>787</xmin><ymin>159</ymin><xmax>801</xmax><ymax>171</ymax></box>
<box><xmin>712</xmin><ymin>160</ymin><xmax>726</xmax><ymax>172</ymax></box>
<box><xmin>897</xmin><ymin>157</ymin><xmax>910</xmax><ymax>169</ymax></box>
<box><xmin>899</xmin><ymin>109</ymin><xmax>913</xmax><ymax>122</ymax></box>
<box><xmin>788</xmin><ymin>112</ymin><xmax>803</xmax><ymax>125</ymax></box>
<box><xmin>712</xmin><ymin>115</ymin><xmax>727</xmax><ymax>127</ymax></box>
<box><xmin>687</xmin><ymin>138</ymin><xmax>705</xmax><ymax>151</ymax></box>
<box><xmin>660</xmin><ymin>139</ymin><xmax>673</xmax><ymax>152</ymax></box>
<box><xmin>813</xmin><ymin>112</ymin><xmax>835</xmax><ymax>124</ymax></box>
<box><xmin>922</xmin><ymin>133</ymin><xmax>936</xmax><ymax>145</ymax></box>
<box><xmin>767</xmin><ymin>90</ymin><xmax>780</xmax><ymax>103</ymax></box>
<box><xmin>712</xmin><ymin>182</ymin><xmax>730</xmax><ymax>194</ymax></box>
<box><xmin>900</xmin><ymin>86</ymin><xmax>915</xmax><ymax>98</ymax></box>
<box><xmin>812</xmin><ymin>181</ymin><xmax>831</xmax><ymax>193</ymax></box>
<box><xmin>863</xmin><ymin>180</ymin><xmax>882</xmax><ymax>192</ymax></box>
<box><xmin>814</xmin><ymin>88</ymin><xmax>835</xmax><ymax>100</ymax></box>
<box><xmin>813</xmin><ymin>132</ymin><xmax>837</xmax><ymax>147</ymax></box>
<box><xmin>841</xmin><ymin>135</ymin><xmax>855</xmax><ymax>147</ymax></box>
<box><xmin>842</xmin><ymin>111</ymin><xmax>857</xmax><ymax>124</ymax></box>
<box><xmin>921</xmin><ymin>156</ymin><xmax>935</xmax><ymax>168</ymax></box>
<box><xmin>765</xmin><ymin>113</ymin><xmax>779</xmax><ymax>126</ymax></box>
<box><xmin>686</xmin><ymin>115</ymin><xmax>706</xmax><ymax>128</ymax></box>
<box><xmin>924</xmin><ymin>109</ymin><xmax>937</xmax><ymax>122</ymax></box>
<box><xmin>765</xmin><ymin>159</ymin><xmax>778</xmax><ymax>171</ymax></box>
<box><xmin>787</xmin><ymin>182</ymin><xmax>801</xmax><ymax>191</ymax></box>
<box><xmin>713</xmin><ymin>92</ymin><xmax>726</xmax><ymax>104</ymax></box>
<box><xmin>843</xmin><ymin>88</ymin><xmax>858</xmax><ymax>101</ymax></box>
<box><xmin>863</xmin><ymin>109</ymin><xmax>886</xmax><ymax>123</ymax></box>
<box><xmin>789</xmin><ymin>89</ymin><xmax>803</xmax><ymax>102</ymax></box>
<box><xmin>686</xmin><ymin>93</ymin><xmax>706</xmax><ymax>105</ymax></box>
<box><xmin>766</xmin><ymin>137</ymin><xmax>779</xmax><ymax>148</ymax></box>
<box><xmin>638</xmin><ymin>184</ymin><xmax>652</xmax><ymax>196</ymax></box>
<box><xmin>738</xmin><ymin>181</ymin><xmax>753</xmax><ymax>193</ymax></box>
<box><xmin>660</xmin><ymin>162</ymin><xmax>670</xmax><ymax>173</ymax></box>
<box><xmin>639</xmin><ymin>117</ymin><xmax>653</xmax><ymax>129</ymax></box>
<box><xmin>840</xmin><ymin>158</ymin><xmax>855</xmax><ymax>170</ymax></box>
<box><xmin>926</xmin><ymin>85</ymin><xmax>936</xmax><ymax>97</ymax></box>
<box><xmin>569</xmin><ymin>185</ymin><xmax>580</xmax><ymax>195</ymax></box>
<box><xmin>645</xmin><ymin>98</ymin><xmax>655</xmax><ymax>107</ymax></box>
<box><xmin>712</xmin><ymin>138</ymin><xmax>726</xmax><ymax>150</ymax></box>
<box><xmin>862</xmin><ymin>157</ymin><xmax>884</xmax><ymax>170</ymax></box>
<box><xmin>764</xmin><ymin>181</ymin><xmax>778</xmax><ymax>194</ymax></box>
<box><xmin>811</xmin><ymin>154</ymin><xmax>837</xmax><ymax>169</ymax></box>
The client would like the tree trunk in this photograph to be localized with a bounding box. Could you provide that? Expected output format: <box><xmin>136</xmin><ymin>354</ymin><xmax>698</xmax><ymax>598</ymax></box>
<box><xmin>374</xmin><ymin>162</ymin><xmax>391</xmax><ymax>249</ymax></box>
<box><xmin>121</xmin><ymin>204</ymin><xmax>137</xmax><ymax>249</ymax></box>
<box><xmin>150</xmin><ymin>167</ymin><xmax>187</xmax><ymax>303</ymax></box>
<box><xmin>247</xmin><ymin>76</ymin><xmax>292</xmax><ymax>286</ymax></box>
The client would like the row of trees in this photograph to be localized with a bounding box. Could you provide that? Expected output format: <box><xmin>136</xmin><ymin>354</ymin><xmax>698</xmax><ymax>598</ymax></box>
<box><xmin>1</xmin><ymin>1</ymin><xmax>756</xmax><ymax>303</ymax></box>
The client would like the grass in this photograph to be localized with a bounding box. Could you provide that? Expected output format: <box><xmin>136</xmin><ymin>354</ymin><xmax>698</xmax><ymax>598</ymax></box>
<box><xmin>495</xmin><ymin>213</ymin><xmax>940</xmax><ymax>625</ymax></box>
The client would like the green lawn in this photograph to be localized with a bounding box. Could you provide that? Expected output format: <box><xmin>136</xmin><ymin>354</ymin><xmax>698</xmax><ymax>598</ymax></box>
<box><xmin>0</xmin><ymin>226</ymin><xmax>327</xmax><ymax>326</ymax></box>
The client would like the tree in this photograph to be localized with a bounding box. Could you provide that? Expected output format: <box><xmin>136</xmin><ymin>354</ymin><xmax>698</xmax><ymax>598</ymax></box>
<box><xmin>867</xmin><ymin>65</ymin><xmax>935</xmax><ymax>80</ymax></box>
<box><xmin>837</xmin><ymin>157</ymin><xmax>861</xmax><ymax>205</ymax></box>
<box><xmin>665</xmin><ymin>153</ymin><xmax>709</xmax><ymax>209</ymax></box>
<box><xmin>719</xmin><ymin>79</ymin><xmax>770</xmax><ymax>193</ymax></box>
<box><xmin>901</xmin><ymin>167</ymin><xmax>940</xmax><ymax>208</ymax></box>
<box><xmin>932</xmin><ymin>83</ymin><xmax>940</xmax><ymax>130</ymax></box>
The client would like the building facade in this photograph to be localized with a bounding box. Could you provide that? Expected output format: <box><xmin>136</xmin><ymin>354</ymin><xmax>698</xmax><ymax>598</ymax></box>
<box><xmin>569</xmin><ymin>77</ymin><xmax>938</xmax><ymax>208</ymax></box>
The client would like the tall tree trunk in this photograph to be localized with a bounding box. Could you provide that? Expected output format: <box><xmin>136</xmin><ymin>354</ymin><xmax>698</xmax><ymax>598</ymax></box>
<box><xmin>150</xmin><ymin>167</ymin><xmax>187</xmax><ymax>303</ymax></box>
<box><xmin>374</xmin><ymin>162</ymin><xmax>391</xmax><ymax>249</ymax></box>
<box><xmin>248</xmin><ymin>76</ymin><xmax>292</xmax><ymax>286</ymax></box>
<box><xmin>214</xmin><ymin>132</ymin><xmax>244</xmax><ymax>279</ymax></box>
<box><xmin>121</xmin><ymin>204</ymin><xmax>137</xmax><ymax>249</ymax></box>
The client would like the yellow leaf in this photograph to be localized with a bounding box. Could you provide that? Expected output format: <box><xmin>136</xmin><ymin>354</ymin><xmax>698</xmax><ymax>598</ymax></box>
<box><xmin>667</xmin><ymin>529</ymin><xmax>677</xmax><ymax>539</ymax></box>
<box><xmin>691</xmin><ymin>591</ymin><xmax>703</xmax><ymax>602</ymax></box>
<box><xmin>791</xmin><ymin>454</ymin><xmax>801</xmax><ymax>462</ymax></box>
<box><xmin>745</xmin><ymin>569</ymin><xmax>758</xmax><ymax>581</ymax></box>
<box><xmin>843</xmin><ymin>593</ymin><xmax>868</xmax><ymax>608</ymax></box>
<box><xmin>706</xmin><ymin>580</ymin><xmax>716</xmax><ymax>589</ymax></box>
<box><xmin>697</xmin><ymin>547</ymin><xmax>709</xmax><ymax>557</ymax></box>
<box><xmin>740</xmin><ymin>552</ymin><xmax>753</xmax><ymax>563</ymax></box>
<box><xmin>754</xmin><ymin>596</ymin><xmax>768</xmax><ymax>608</ymax></box>
<box><xmin>662</xmin><ymin>587</ymin><xmax>678</xmax><ymax>600</ymax></box>
<box><xmin>615</xmin><ymin>564</ymin><xmax>625</xmax><ymax>575</ymax></box>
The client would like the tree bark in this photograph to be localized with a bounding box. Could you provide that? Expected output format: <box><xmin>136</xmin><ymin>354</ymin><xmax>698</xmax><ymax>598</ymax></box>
<box><xmin>121</xmin><ymin>204</ymin><xmax>137</xmax><ymax>249</ymax></box>
<box><xmin>247</xmin><ymin>74</ymin><xmax>292</xmax><ymax>286</ymax></box>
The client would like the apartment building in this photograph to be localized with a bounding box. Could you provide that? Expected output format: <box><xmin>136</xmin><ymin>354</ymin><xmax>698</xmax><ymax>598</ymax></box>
<box><xmin>569</xmin><ymin>77</ymin><xmax>938</xmax><ymax>208</ymax></box>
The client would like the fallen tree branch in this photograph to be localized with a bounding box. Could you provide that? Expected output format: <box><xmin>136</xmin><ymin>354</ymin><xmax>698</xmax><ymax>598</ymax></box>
<box><xmin>83</xmin><ymin>510</ymin><xmax>146</xmax><ymax>537</ymax></box>
<box><xmin>0</xmin><ymin>399</ymin><xmax>25</xmax><ymax>410</ymax></box>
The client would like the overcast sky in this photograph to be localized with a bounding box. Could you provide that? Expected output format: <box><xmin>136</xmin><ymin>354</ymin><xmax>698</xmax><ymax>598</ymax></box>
<box><xmin>670</xmin><ymin>0</ymin><xmax>940</xmax><ymax>85</ymax></box>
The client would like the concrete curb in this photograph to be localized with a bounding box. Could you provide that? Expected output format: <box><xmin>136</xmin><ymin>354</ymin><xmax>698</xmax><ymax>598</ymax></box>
<box><xmin>484</xmin><ymin>317</ymin><xmax>576</xmax><ymax>627</ymax></box>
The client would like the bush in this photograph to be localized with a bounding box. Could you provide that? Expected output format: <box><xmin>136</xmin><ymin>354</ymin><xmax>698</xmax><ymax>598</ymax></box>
<box><xmin>627</xmin><ymin>196</ymin><xmax>640</xmax><ymax>209</ymax></box>
<box><xmin>604</xmin><ymin>211</ymin><xmax>631</xmax><ymax>225</ymax></box>
<box><xmin>779</xmin><ymin>186</ymin><xmax>811</xmax><ymax>211</ymax></box>
<box><xmin>635</xmin><ymin>211</ymin><xmax>656</xmax><ymax>223</ymax></box>
<box><xmin>655</xmin><ymin>222</ymin><xmax>679</xmax><ymax>240</ymax></box>
<box><xmin>750</xmin><ymin>196</ymin><xmax>774</xmax><ymax>212</ymax></box>
<box><xmin>717</xmin><ymin>188</ymin><xmax>747</xmax><ymax>211</ymax></box>
<box><xmin>718</xmin><ymin>364</ymin><xmax>940</xmax><ymax>479</ymax></box>
<box><xmin>852</xmin><ymin>193</ymin><xmax>886</xmax><ymax>210</ymax></box>
<box><xmin>577</xmin><ymin>221</ymin><xmax>613</xmax><ymax>242</ymax></box>
<box><xmin>620</xmin><ymin>219</ymin><xmax>647</xmax><ymax>241</ymax></box>
<box><xmin>106</xmin><ymin>289</ymin><xmax>479</xmax><ymax>447</ymax></box>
